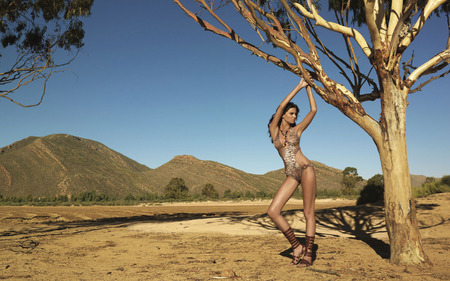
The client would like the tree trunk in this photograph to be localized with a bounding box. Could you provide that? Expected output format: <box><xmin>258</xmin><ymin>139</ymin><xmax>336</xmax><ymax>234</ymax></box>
<box><xmin>376</xmin><ymin>81</ymin><xmax>431</xmax><ymax>265</ymax></box>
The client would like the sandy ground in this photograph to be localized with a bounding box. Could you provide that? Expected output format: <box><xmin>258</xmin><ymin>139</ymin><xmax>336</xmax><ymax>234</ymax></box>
<box><xmin>0</xmin><ymin>194</ymin><xmax>448</xmax><ymax>280</ymax></box>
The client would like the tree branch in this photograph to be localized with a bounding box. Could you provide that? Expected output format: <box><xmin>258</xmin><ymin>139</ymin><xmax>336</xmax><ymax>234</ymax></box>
<box><xmin>375</xmin><ymin>0</ymin><xmax>387</xmax><ymax>45</ymax></box>
<box><xmin>292</xmin><ymin>2</ymin><xmax>373</xmax><ymax>58</ymax></box>
<box><xmin>175</xmin><ymin>0</ymin><xmax>382</xmax><ymax>141</ymax></box>
<box><xmin>399</xmin><ymin>0</ymin><xmax>448</xmax><ymax>50</ymax></box>
<box><xmin>174</xmin><ymin>0</ymin><xmax>298</xmax><ymax>73</ymax></box>
<box><xmin>358</xmin><ymin>90</ymin><xmax>381</xmax><ymax>101</ymax></box>
<box><xmin>405</xmin><ymin>49</ymin><xmax>450</xmax><ymax>87</ymax></box>
<box><xmin>364</xmin><ymin>0</ymin><xmax>383</xmax><ymax>52</ymax></box>
<box><xmin>279</xmin><ymin>0</ymin><xmax>317</xmax><ymax>58</ymax></box>
<box><xmin>409</xmin><ymin>69</ymin><xmax>450</xmax><ymax>93</ymax></box>
<box><xmin>387</xmin><ymin>1</ymin><xmax>417</xmax><ymax>71</ymax></box>
<box><xmin>0</xmin><ymin>45</ymin><xmax>77</xmax><ymax>107</ymax></box>
<box><xmin>387</xmin><ymin>0</ymin><xmax>404</xmax><ymax>41</ymax></box>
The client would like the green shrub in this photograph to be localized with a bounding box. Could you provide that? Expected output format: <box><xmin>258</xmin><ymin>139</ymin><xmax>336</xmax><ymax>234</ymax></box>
<box><xmin>223</xmin><ymin>189</ymin><xmax>243</xmax><ymax>199</ymax></box>
<box><xmin>164</xmin><ymin>178</ymin><xmax>189</xmax><ymax>199</ymax></box>
<box><xmin>124</xmin><ymin>193</ymin><xmax>136</xmax><ymax>201</ymax></box>
<box><xmin>201</xmin><ymin>183</ymin><xmax>219</xmax><ymax>199</ymax></box>
<box><xmin>139</xmin><ymin>193</ymin><xmax>159</xmax><ymax>201</ymax></box>
<box><xmin>316</xmin><ymin>189</ymin><xmax>342</xmax><ymax>199</ymax></box>
<box><xmin>255</xmin><ymin>190</ymin><xmax>269</xmax><ymax>199</ymax></box>
<box><xmin>223</xmin><ymin>189</ymin><xmax>231</xmax><ymax>198</ymax></box>
<box><xmin>441</xmin><ymin>175</ymin><xmax>450</xmax><ymax>186</ymax></box>
<box><xmin>244</xmin><ymin>191</ymin><xmax>255</xmax><ymax>199</ymax></box>
<box><xmin>413</xmin><ymin>179</ymin><xmax>450</xmax><ymax>198</ymax></box>
<box><xmin>357</xmin><ymin>174</ymin><xmax>384</xmax><ymax>205</ymax></box>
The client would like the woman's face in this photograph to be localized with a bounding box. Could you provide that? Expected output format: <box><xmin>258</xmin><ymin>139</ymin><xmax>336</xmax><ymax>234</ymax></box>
<box><xmin>282</xmin><ymin>108</ymin><xmax>297</xmax><ymax>124</ymax></box>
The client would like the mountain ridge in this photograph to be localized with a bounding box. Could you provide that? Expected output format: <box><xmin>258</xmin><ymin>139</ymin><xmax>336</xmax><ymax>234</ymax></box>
<box><xmin>0</xmin><ymin>134</ymin><xmax>430</xmax><ymax>197</ymax></box>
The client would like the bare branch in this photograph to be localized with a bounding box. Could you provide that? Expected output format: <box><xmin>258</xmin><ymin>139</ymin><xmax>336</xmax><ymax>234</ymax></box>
<box><xmin>364</xmin><ymin>0</ymin><xmax>382</xmax><ymax>51</ymax></box>
<box><xmin>279</xmin><ymin>0</ymin><xmax>317</xmax><ymax>58</ymax></box>
<box><xmin>292</xmin><ymin>2</ymin><xmax>373</xmax><ymax>58</ymax></box>
<box><xmin>358</xmin><ymin>90</ymin><xmax>381</xmax><ymax>101</ymax></box>
<box><xmin>0</xmin><ymin>45</ymin><xmax>78</xmax><ymax>107</ymax></box>
<box><xmin>409</xmin><ymin>69</ymin><xmax>450</xmax><ymax>93</ymax></box>
<box><xmin>405</xmin><ymin>49</ymin><xmax>450</xmax><ymax>87</ymax></box>
<box><xmin>175</xmin><ymin>0</ymin><xmax>381</xmax><ymax>141</ymax></box>
<box><xmin>301</xmin><ymin>6</ymin><xmax>379</xmax><ymax>101</ymax></box>
<box><xmin>175</xmin><ymin>0</ymin><xmax>298</xmax><ymax>73</ymax></box>
<box><xmin>387</xmin><ymin>1</ymin><xmax>417</xmax><ymax>70</ymax></box>
<box><xmin>399</xmin><ymin>0</ymin><xmax>448</xmax><ymax>50</ymax></box>
<box><xmin>374</xmin><ymin>0</ymin><xmax>387</xmax><ymax>45</ymax></box>
<box><xmin>197</xmin><ymin>0</ymin><xmax>234</xmax><ymax>34</ymax></box>
<box><xmin>402</xmin><ymin>52</ymin><xmax>415</xmax><ymax>80</ymax></box>
<box><xmin>242</xmin><ymin>0</ymin><xmax>291</xmax><ymax>50</ymax></box>
<box><xmin>447</xmin><ymin>11</ymin><xmax>450</xmax><ymax>50</ymax></box>
<box><xmin>387</xmin><ymin>0</ymin><xmax>404</xmax><ymax>41</ymax></box>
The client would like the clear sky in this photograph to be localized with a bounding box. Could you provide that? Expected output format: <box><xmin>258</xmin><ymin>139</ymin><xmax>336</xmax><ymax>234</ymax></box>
<box><xmin>1</xmin><ymin>0</ymin><xmax>449</xmax><ymax>180</ymax></box>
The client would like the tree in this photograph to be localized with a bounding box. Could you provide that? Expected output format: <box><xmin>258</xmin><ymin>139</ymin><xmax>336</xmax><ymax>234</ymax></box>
<box><xmin>201</xmin><ymin>183</ymin><xmax>219</xmax><ymax>199</ymax></box>
<box><xmin>441</xmin><ymin>175</ymin><xmax>450</xmax><ymax>186</ymax></box>
<box><xmin>357</xmin><ymin>173</ymin><xmax>384</xmax><ymax>205</ymax></box>
<box><xmin>223</xmin><ymin>189</ymin><xmax>232</xmax><ymax>198</ymax></box>
<box><xmin>175</xmin><ymin>0</ymin><xmax>450</xmax><ymax>265</ymax></box>
<box><xmin>1</xmin><ymin>0</ymin><xmax>94</xmax><ymax>107</ymax></box>
<box><xmin>165</xmin><ymin>177</ymin><xmax>189</xmax><ymax>199</ymax></box>
<box><xmin>341</xmin><ymin>167</ymin><xmax>363</xmax><ymax>195</ymax></box>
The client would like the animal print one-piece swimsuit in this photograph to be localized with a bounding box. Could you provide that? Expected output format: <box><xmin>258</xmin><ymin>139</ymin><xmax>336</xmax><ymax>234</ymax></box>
<box><xmin>273</xmin><ymin>128</ymin><xmax>313</xmax><ymax>183</ymax></box>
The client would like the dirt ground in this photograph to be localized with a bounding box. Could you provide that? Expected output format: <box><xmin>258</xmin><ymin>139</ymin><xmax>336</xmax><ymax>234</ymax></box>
<box><xmin>0</xmin><ymin>193</ymin><xmax>448</xmax><ymax>280</ymax></box>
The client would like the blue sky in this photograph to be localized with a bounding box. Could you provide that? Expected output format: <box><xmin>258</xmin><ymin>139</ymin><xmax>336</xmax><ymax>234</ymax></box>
<box><xmin>1</xmin><ymin>0</ymin><xmax>449</xmax><ymax>180</ymax></box>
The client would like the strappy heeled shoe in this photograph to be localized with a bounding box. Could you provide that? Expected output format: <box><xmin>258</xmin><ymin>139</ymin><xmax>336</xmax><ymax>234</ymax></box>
<box><xmin>290</xmin><ymin>243</ymin><xmax>305</xmax><ymax>265</ymax></box>
<box><xmin>282</xmin><ymin>227</ymin><xmax>305</xmax><ymax>265</ymax></box>
<box><xmin>297</xmin><ymin>235</ymin><xmax>315</xmax><ymax>267</ymax></box>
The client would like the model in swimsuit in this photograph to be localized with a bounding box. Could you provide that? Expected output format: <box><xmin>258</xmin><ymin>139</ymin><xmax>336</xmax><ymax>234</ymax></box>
<box><xmin>267</xmin><ymin>78</ymin><xmax>317</xmax><ymax>267</ymax></box>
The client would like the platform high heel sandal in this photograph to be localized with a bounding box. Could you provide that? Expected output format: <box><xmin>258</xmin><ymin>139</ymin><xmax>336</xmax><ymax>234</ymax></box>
<box><xmin>297</xmin><ymin>235</ymin><xmax>315</xmax><ymax>267</ymax></box>
<box><xmin>282</xmin><ymin>227</ymin><xmax>305</xmax><ymax>265</ymax></box>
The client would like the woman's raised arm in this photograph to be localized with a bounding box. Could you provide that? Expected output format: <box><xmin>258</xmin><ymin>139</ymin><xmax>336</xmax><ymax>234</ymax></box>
<box><xmin>295</xmin><ymin>86</ymin><xmax>317</xmax><ymax>133</ymax></box>
<box><xmin>269</xmin><ymin>79</ymin><xmax>308</xmax><ymax>139</ymax></box>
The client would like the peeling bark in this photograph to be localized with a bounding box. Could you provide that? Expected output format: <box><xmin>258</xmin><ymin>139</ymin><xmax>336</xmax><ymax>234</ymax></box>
<box><xmin>375</xmin><ymin>77</ymin><xmax>431</xmax><ymax>265</ymax></box>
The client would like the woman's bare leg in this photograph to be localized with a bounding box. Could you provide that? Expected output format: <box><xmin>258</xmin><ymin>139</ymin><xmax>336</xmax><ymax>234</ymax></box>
<box><xmin>267</xmin><ymin>177</ymin><xmax>298</xmax><ymax>231</ymax></box>
<box><xmin>299</xmin><ymin>166</ymin><xmax>317</xmax><ymax>266</ymax></box>
<box><xmin>267</xmin><ymin>177</ymin><xmax>304</xmax><ymax>261</ymax></box>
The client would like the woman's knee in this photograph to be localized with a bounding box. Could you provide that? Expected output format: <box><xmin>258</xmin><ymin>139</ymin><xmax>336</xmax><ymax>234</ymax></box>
<box><xmin>303</xmin><ymin>209</ymin><xmax>315</xmax><ymax>221</ymax></box>
<box><xmin>267</xmin><ymin>206</ymin><xmax>280</xmax><ymax>219</ymax></box>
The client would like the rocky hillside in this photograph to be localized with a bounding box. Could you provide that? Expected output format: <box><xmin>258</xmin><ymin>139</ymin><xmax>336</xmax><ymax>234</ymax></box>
<box><xmin>0</xmin><ymin>134</ymin><xmax>151</xmax><ymax>197</ymax></box>
<box><xmin>1</xmin><ymin>134</ymin><xmax>429</xmax><ymax>198</ymax></box>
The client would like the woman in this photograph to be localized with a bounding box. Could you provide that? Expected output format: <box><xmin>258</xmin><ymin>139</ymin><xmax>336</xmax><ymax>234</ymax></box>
<box><xmin>267</xmin><ymin>77</ymin><xmax>317</xmax><ymax>267</ymax></box>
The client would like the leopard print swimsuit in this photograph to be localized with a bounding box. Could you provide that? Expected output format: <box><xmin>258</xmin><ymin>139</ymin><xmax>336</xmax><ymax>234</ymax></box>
<box><xmin>273</xmin><ymin>128</ymin><xmax>313</xmax><ymax>183</ymax></box>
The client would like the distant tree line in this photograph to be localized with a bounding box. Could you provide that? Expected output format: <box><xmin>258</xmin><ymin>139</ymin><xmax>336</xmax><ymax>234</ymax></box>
<box><xmin>1</xmin><ymin>174</ymin><xmax>448</xmax><ymax>206</ymax></box>
<box><xmin>356</xmin><ymin>173</ymin><xmax>450</xmax><ymax>205</ymax></box>
<box><xmin>0</xmin><ymin>191</ymin><xmax>160</xmax><ymax>206</ymax></box>
<box><xmin>163</xmin><ymin>177</ymin><xmax>275</xmax><ymax>201</ymax></box>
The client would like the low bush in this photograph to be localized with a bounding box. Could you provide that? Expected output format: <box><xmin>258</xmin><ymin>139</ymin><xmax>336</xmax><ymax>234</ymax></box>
<box><xmin>413</xmin><ymin>177</ymin><xmax>450</xmax><ymax>198</ymax></box>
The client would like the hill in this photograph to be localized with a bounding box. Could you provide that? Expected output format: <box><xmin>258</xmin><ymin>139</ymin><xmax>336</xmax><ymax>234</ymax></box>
<box><xmin>141</xmin><ymin>155</ymin><xmax>355</xmax><ymax>196</ymax></box>
<box><xmin>410</xmin><ymin>174</ymin><xmax>429</xmax><ymax>188</ymax></box>
<box><xmin>143</xmin><ymin>155</ymin><xmax>287</xmax><ymax>195</ymax></box>
<box><xmin>0</xmin><ymin>134</ymin><xmax>151</xmax><ymax>197</ymax></box>
<box><xmin>262</xmin><ymin>160</ymin><xmax>345</xmax><ymax>192</ymax></box>
<box><xmin>0</xmin><ymin>134</ymin><xmax>431</xmax><ymax>198</ymax></box>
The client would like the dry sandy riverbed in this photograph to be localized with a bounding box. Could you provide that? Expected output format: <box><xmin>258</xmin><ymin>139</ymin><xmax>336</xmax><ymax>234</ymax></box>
<box><xmin>0</xmin><ymin>194</ymin><xmax>448</xmax><ymax>280</ymax></box>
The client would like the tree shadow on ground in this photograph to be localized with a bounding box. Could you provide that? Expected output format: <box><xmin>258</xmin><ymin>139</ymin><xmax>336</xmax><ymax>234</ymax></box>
<box><xmin>233</xmin><ymin>201</ymin><xmax>444</xmax><ymax>260</ymax></box>
<box><xmin>313</xmin><ymin>205</ymin><xmax>390</xmax><ymax>259</ymax></box>
<box><xmin>2</xmin><ymin>201</ymin><xmax>443</xmax><ymax>261</ymax></box>
<box><xmin>0</xmin><ymin>211</ymin><xmax>244</xmax><ymax>238</ymax></box>
<box><xmin>229</xmin><ymin>204</ymin><xmax>389</xmax><ymax>259</ymax></box>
